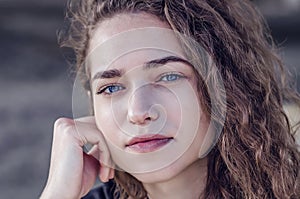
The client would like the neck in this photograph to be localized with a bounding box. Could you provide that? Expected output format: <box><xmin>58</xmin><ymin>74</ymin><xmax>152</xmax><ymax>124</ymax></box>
<box><xmin>143</xmin><ymin>158</ymin><xmax>207</xmax><ymax>199</ymax></box>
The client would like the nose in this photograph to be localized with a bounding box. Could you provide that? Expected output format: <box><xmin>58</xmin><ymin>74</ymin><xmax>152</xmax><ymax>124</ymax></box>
<box><xmin>127</xmin><ymin>85</ymin><xmax>159</xmax><ymax>125</ymax></box>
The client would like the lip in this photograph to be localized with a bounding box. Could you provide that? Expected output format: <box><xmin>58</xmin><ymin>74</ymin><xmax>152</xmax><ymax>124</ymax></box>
<box><xmin>126</xmin><ymin>134</ymin><xmax>173</xmax><ymax>153</ymax></box>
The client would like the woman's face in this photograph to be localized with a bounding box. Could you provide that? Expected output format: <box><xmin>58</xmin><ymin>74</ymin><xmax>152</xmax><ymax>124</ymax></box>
<box><xmin>88</xmin><ymin>13</ymin><xmax>211</xmax><ymax>182</ymax></box>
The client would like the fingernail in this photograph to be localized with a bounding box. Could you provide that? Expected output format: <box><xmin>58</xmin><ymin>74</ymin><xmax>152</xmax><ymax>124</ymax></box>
<box><xmin>109</xmin><ymin>169</ymin><xmax>114</xmax><ymax>179</ymax></box>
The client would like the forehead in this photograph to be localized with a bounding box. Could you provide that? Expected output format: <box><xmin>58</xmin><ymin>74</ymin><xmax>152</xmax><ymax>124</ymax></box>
<box><xmin>87</xmin><ymin>13</ymin><xmax>185</xmax><ymax>74</ymax></box>
<box><xmin>89</xmin><ymin>13</ymin><xmax>170</xmax><ymax>48</ymax></box>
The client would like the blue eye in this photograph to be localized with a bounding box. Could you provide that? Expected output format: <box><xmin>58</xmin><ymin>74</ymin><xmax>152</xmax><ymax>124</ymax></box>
<box><xmin>160</xmin><ymin>73</ymin><xmax>183</xmax><ymax>82</ymax></box>
<box><xmin>97</xmin><ymin>84</ymin><xmax>124</xmax><ymax>95</ymax></box>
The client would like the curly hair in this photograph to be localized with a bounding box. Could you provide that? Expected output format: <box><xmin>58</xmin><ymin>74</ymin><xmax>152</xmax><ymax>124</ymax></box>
<box><xmin>58</xmin><ymin>0</ymin><xmax>300</xmax><ymax>198</ymax></box>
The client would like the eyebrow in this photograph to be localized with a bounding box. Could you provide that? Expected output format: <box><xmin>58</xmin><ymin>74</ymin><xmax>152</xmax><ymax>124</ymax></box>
<box><xmin>144</xmin><ymin>55</ymin><xmax>192</xmax><ymax>69</ymax></box>
<box><xmin>91</xmin><ymin>56</ymin><xmax>192</xmax><ymax>82</ymax></box>
<box><xmin>92</xmin><ymin>69</ymin><xmax>123</xmax><ymax>81</ymax></box>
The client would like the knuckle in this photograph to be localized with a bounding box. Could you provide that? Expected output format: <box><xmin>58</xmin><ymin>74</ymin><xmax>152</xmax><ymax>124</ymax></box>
<box><xmin>53</xmin><ymin>117</ymin><xmax>96</xmax><ymax>146</ymax></box>
<box><xmin>53</xmin><ymin>118</ymin><xmax>78</xmax><ymax>142</ymax></box>
<box><xmin>54</xmin><ymin>117</ymin><xmax>74</xmax><ymax>131</ymax></box>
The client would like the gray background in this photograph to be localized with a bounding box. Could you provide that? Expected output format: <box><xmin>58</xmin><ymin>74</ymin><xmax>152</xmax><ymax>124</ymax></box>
<box><xmin>0</xmin><ymin>0</ymin><xmax>299</xmax><ymax>198</ymax></box>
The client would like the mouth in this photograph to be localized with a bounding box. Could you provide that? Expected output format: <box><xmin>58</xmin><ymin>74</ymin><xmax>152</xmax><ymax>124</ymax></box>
<box><xmin>126</xmin><ymin>134</ymin><xmax>173</xmax><ymax>153</ymax></box>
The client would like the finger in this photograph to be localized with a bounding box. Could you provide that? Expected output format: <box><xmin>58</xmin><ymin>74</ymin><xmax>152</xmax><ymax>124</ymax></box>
<box><xmin>88</xmin><ymin>144</ymin><xmax>114</xmax><ymax>181</ymax></box>
<box><xmin>74</xmin><ymin>116</ymin><xmax>114</xmax><ymax>181</ymax></box>
<box><xmin>108</xmin><ymin>159</ymin><xmax>115</xmax><ymax>180</ymax></box>
<box><xmin>81</xmin><ymin>153</ymin><xmax>99</xmax><ymax>196</ymax></box>
<box><xmin>53</xmin><ymin>117</ymin><xmax>102</xmax><ymax>148</ymax></box>
<box><xmin>88</xmin><ymin>144</ymin><xmax>113</xmax><ymax>181</ymax></box>
<box><xmin>75</xmin><ymin>116</ymin><xmax>96</xmax><ymax>123</ymax></box>
<box><xmin>87</xmin><ymin>144</ymin><xmax>99</xmax><ymax>160</ymax></box>
<box><xmin>72</xmin><ymin>117</ymin><xmax>105</xmax><ymax>146</ymax></box>
<box><xmin>98</xmin><ymin>142</ymin><xmax>111</xmax><ymax>182</ymax></box>
<box><xmin>109</xmin><ymin>167</ymin><xmax>115</xmax><ymax>180</ymax></box>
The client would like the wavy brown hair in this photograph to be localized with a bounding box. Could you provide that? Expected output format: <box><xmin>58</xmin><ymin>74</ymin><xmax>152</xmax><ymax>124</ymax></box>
<box><xmin>58</xmin><ymin>0</ymin><xmax>300</xmax><ymax>198</ymax></box>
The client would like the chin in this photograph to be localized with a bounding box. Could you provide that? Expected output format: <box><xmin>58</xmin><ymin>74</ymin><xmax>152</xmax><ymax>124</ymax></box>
<box><xmin>130</xmin><ymin>165</ymin><xmax>180</xmax><ymax>184</ymax></box>
<box><xmin>130</xmin><ymin>154</ymin><xmax>199</xmax><ymax>184</ymax></box>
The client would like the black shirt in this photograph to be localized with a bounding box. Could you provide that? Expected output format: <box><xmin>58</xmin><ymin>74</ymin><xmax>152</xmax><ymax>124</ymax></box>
<box><xmin>82</xmin><ymin>180</ymin><xmax>116</xmax><ymax>199</ymax></box>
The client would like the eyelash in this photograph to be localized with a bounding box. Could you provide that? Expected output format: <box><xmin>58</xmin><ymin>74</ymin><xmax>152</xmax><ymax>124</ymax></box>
<box><xmin>96</xmin><ymin>84</ymin><xmax>125</xmax><ymax>95</ymax></box>
<box><xmin>157</xmin><ymin>72</ymin><xmax>186</xmax><ymax>82</ymax></box>
<box><xmin>96</xmin><ymin>72</ymin><xmax>186</xmax><ymax>96</ymax></box>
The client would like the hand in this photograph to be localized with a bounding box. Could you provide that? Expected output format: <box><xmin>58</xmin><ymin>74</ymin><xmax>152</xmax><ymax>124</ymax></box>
<box><xmin>40</xmin><ymin>116</ymin><xmax>114</xmax><ymax>199</ymax></box>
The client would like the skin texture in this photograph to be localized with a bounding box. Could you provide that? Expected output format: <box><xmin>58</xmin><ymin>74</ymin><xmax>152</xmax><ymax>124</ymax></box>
<box><xmin>40</xmin><ymin>116</ymin><xmax>114</xmax><ymax>199</ymax></box>
<box><xmin>89</xmin><ymin>13</ymin><xmax>210</xmax><ymax>198</ymax></box>
<box><xmin>52</xmin><ymin>0</ymin><xmax>300</xmax><ymax>198</ymax></box>
<box><xmin>41</xmin><ymin>13</ymin><xmax>211</xmax><ymax>199</ymax></box>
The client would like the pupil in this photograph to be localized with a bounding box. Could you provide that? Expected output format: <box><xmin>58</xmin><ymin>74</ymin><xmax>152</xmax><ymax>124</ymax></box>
<box><xmin>109</xmin><ymin>86</ymin><xmax>118</xmax><ymax>93</ymax></box>
<box><xmin>168</xmin><ymin>75</ymin><xmax>176</xmax><ymax>81</ymax></box>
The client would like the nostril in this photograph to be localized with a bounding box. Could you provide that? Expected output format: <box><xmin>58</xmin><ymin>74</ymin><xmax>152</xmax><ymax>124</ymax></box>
<box><xmin>127</xmin><ymin>110</ymin><xmax>158</xmax><ymax>125</ymax></box>
<box><xmin>148</xmin><ymin>105</ymin><xmax>160</xmax><ymax>121</ymax></box>
<box><xmin>127</xmin><ymin>112</ymin><xmax>152</xmax><ymax>125</ymax></box>
<box><xmin>145</xmin><ymin>116</ymin><xmax>151</xmax><ymax>121</ymax></box>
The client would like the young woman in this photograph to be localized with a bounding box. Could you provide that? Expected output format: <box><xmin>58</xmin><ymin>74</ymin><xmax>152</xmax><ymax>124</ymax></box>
<box><xmin>41</xmin><ymin>0</ymin><xmax>300</xmax><ymax>198</ymax></box>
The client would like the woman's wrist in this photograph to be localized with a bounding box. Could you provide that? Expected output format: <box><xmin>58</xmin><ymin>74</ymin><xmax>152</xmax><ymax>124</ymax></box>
<box><xmin>40</xmin><ymin>185</ymin><xmax>79</xmax><ymax>199</ymax></box>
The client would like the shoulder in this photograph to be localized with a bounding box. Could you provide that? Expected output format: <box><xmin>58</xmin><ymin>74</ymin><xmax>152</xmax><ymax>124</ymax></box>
<box><xmin>82</xmin><ymin>180</ymin><xmax>116</xmax><ymax>199</ymax></box>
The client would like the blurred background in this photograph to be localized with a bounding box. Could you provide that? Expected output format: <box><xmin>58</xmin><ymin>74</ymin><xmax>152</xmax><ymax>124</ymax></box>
<box><xmin>0</xmin><ymin>0</ymin><xmax>299</xmax><ymax>198</ymax></box>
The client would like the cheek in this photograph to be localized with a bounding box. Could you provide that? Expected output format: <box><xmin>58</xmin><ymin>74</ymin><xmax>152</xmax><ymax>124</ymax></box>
<box><xmin>155</xmin><ymin>89</ymin><xmax>182</xmax><ymax>130</ymax></box>
<box><xmin>171</xmin><ymin>82</ymin><xmax>212</xmax><ymax>158</ymax></box>
<box><xmin>172</xmin><ymin>83</ymin><xmax>203</xmax><ymax>134</ymax></box>
<box><xmin>93</xmin><ymin>100</ymin><xmax>122</xmax><ymax>142</ymax></box>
